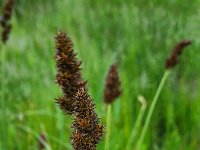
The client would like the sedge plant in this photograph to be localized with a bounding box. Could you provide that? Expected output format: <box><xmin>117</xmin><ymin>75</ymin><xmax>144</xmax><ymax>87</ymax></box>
<box><xmin>136</xmin><ymin>40</ymin><xmax>192</xmax><ymax>149</ymax></box>
<box><xmin>55</xmin><ymin>31</ymin><xmax>104</xmax><ymax>150</ymax></box>
<box><xmin>103</xmin><ymin>64</ymin><xmax>121</xmax><ymax>150</ymax></box>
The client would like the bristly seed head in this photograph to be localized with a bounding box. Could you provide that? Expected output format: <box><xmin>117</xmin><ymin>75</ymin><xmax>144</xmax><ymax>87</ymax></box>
<box><xmin>55</xmin><ymin>31</ymin><xmax>104</xmax><ymax>149</ymax></box>
<box><xmin>104</xmin><ymin>64</ymin><xmax>121</xmax><ymax>104</ymax></box>
<box><xmin>71</xmin><ymin>87</ymin><xmax>104</xmax><ymax>150</ymax></box>
<box><xmin>165</xmin><ymin>40</ymin><xmax>192</xmax><ymax>69</ymax></box>
<box><xmin>55</xmin><ymin>31</ymin><xmax>84</xmax><ymax>115</ymax></box>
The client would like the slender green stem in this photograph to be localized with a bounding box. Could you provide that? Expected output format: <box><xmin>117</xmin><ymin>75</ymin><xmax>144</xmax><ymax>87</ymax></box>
<box><xmin>18</xmin><ymin>125</ymin><xmax>52</xmax><ymax>150</ymax></box>
<box><xmin>136</xmin><ymin>70</ymin><xmax>170</xmax><ymax>149</ymax></box>
<box><xmin>105</xmin><ymin>104</ymin><xmax>112</xmax><ymax>150</ymax></box>
<box><xmin>126</xmin><ymin>98</ymin><xmax>146</xmax><ymax>150</ymax></box>
<box><xmin>0</xmin><ymin>44</ymin><xmax>7</xmax><ymax>148</ymax></box>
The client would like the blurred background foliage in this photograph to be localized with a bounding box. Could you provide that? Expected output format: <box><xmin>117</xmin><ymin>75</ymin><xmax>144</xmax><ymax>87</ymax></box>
<box><xmin>0</xmin><ymin>0</ymin><xmax>200</xmax><ymax>149</ymax></box>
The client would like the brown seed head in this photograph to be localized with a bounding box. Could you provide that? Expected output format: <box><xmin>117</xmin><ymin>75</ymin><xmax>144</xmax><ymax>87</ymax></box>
<box><xmin>1</xmin><ymin>24</ymin><xmax>11</xmax><ymax>43</ymax></box>
<box><xmin>104</xmin><ymin>64</ymin><xmax>121</xmax><ymax>104</ymax></box>
<box><xmin>71</xmin><ymin>87</ymin><xmax>104</xmax><ymax>150</ymax></box>
<box><xmin>0</xmin><ymin>0</ymin><xmax>15</xmax><ymax>43</ymax></box>
<box><xmin>165</xmin><ymin>40</ymin><xmax>192</xmax><ymax>69</ymax></box>
<box><xmin>2</xmin><ymin>0</ymin><xmax>15</xmax><ymax>21</ymax></box>
<box><xmin>55</xmin><ymin>31</ymin><xmax>85</xmax><ymax>114</ymax></box>
<box><xmin>55</xmin><ymin>31</ymin><xmax>104</xmax><ymax>149</ymax></box>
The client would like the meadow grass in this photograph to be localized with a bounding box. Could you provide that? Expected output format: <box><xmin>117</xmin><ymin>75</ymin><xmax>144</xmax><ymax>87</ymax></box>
<box><xmin>1</xmin><ymin>0</ymin><xmax>200</xmax><ymax>149</ymax></box>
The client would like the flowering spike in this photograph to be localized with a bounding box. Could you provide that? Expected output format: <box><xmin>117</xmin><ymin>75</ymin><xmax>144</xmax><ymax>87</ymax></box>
<box><xmin>55</xmin><ymin>31</ymin><xmax>104</xmax><ymax>149</ymax></box>
<box><xmin>104</xmin><ymin>64</ymin><xmax>121</xmax><ymax>104</ymax></box>
<box><xmin>71</xmin><ymin>87</ymin><xmax>104</xmax><ymax>150</ymax></box>
<box><xmin>165</xmin><ymin>40</ymin><xmax>192</xmax><ymax>69</ymax></box>
<box><xmin>0</xmin><ymin>0</ymin><xmax>15</xmax><ymax>43</ymax></box>
<box><xmin>55</xmin><ymin>31</ymin><xmax>84</xmax><ymax>114</ymax></box>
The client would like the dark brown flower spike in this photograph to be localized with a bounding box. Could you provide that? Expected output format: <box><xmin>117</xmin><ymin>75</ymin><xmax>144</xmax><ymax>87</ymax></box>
<box><xmin>55</xmin><ymin>31</ymin><xmax>104</xmax><ymax>149</ymax></box>
<box><xmin>0</xmin><ymin>0</ymin><xmax>15</xmax><ymax>43</ymax></box>
<box><xmin>165</xmin><ymin>40</ymin><xmax>192</xmax><ymax>69</ymax></box>
<box><xmin>104</xmin><ymin>64</ymin><xmax>121</xmax><ymax>104</ymax></box>
<box><xmin>71</xmin><ymin>87</ymin><xmax>104</xmax><ymax>150</ymax></box>
<box><xmin>55</xmin><ymin>31</ymin><xmax>85</xmax><ymax>114</ymax></box>
<box><xmin>1</xmin><ymin>24</ymin><xmax>11</xmax><ymax>42</ymax></box>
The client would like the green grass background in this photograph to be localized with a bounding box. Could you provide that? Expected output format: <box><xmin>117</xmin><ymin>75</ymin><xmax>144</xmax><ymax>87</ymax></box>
<box><xmin>1</xmin><ymin>0</ymin><xmax>200</xmax><ymax>149</ymax></box>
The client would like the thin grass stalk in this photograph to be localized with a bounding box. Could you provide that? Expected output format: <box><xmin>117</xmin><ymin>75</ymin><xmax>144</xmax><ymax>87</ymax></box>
<box><xmin>13</xmin><ymin>123</ymin><xmax>69</xmax><ymax>148</ymax></box>
<box><xmin>18</xmin><ymin>124</ymin><xmax>71</xmax><ymax>149</ymax></box>
<box><xmin>18</xmin><ymin>125</ymin><xmax>52</xmax><ymax>150</ymax></box>
<box><xmin>38</xmin><ymin>132</ymin><xmax>47</xmax><ymax>150</ymax></box>
<box><xmin>136</xmin><ymin>70</ymin><xmax>170</xmax><ymax>149</ymax></box>
<box><xmin>126</xmin><ymin>96</ymin><xmax>147</xmax><ymax>150</ymax></box>
<box><xmin>0</xmin><ymin>44</ymin><xmax>7</xmax><ymax>147</ymax></box>
<box><xmin>105</xmin><ymin>104</ymin><xmax>112</xmax><ymax>150</ymax></box>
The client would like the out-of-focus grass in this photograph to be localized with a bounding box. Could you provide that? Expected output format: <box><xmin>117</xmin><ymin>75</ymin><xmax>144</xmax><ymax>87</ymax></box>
<box><xmin>0</xmin><ymin>0</ymin><xmax>200</xmax><ymax>149</ymax></box>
